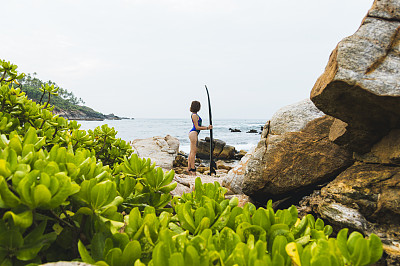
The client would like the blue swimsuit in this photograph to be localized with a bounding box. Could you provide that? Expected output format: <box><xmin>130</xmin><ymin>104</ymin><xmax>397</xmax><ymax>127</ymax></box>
<box><xmin>190</xmin><ymin>114</ymin><xmax>202</xmax><ymax>134</ymax></box>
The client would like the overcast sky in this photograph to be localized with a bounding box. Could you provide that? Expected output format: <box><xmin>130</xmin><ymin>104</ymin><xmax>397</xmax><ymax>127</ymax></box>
<box><xmin>3</xmin><ymin>0</ymin><xmax>372</xmax><ymax>119</ymax></box>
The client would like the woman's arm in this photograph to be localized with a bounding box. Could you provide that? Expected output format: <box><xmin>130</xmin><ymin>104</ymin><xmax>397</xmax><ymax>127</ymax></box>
<box><xmin>192</xmin><ymin>114</ymin><xmax>212</xmax><ymax>130</ymax></box>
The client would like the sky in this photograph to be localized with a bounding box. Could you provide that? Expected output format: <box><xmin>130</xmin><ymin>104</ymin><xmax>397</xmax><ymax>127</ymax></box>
<box><xmin>2</xmin><ymin>0</ymin><xmax>373</xmax><ymax>119</ymax></box>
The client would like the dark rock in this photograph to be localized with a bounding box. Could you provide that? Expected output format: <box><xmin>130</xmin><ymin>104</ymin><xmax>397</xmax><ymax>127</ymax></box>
<box><xmin>229</xmin><ymin>128</ymin><xmax>241</xmax><ymax>132</ymax></box>
<box><xmin>234</xmin><ymin>150</ymin><xmax>247</xmax><ymax>160</ymax></box>
<box><xmin>196</xmin><ymin>138</ymin><xmax>237</xmax><ymax>160</ymax></box>
<box><xmin>246</xmin><ymin>129</ymin><xmax>258</xmax><ymax>133</ymax></box>
<box><xmin>173</xmin><ymin>154</ymin><xmax>188</xmax><ymax>168</ymax></box>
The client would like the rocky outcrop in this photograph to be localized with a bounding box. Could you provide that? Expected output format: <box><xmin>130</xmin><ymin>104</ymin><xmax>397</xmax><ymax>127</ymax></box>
<box><xmin>53</xmin><ymin>109</ymin><xmax>104</xmax><ymax>121</ymax></box>
<box><xmin>295</xmin><ymin>1</ymin><xmax>400</xmax><ymax>263</ymax></box>
<box><xmin>269</xmin><ymin>98</ymin><xmax>325</xmax><ymax>135</ymax></box>
<box><xmin>310</xmin><ymin>0</ymin><xmax>400</xmax><ymax>153</ymax></box>
<box><xmin>242</xmin><ymin>115</ymin><xmax>353</xmax><ymax>201</ymax></box>
<box><xmin>54</xmin><ymin>108</ymin><xmax>129</xmax><ymax>121</ymax></box>
<box><xmin>299</xmin><ymin>162</ymin><xmax>400</xmax><ymax>264</ymax></box>
<box><xmin>196</xmin><ymin>138</ymin><xmax>236</xmax><ymax>160</ymax></box>
<box><xmin>131</xmin><ymin>135</ymin><xmax>179</xmax><ymax>170</ymax></box>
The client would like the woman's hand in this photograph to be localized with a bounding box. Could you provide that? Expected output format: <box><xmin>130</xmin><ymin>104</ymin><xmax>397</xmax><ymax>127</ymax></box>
<box><xmin>208</xmin><ymin>125</ymin><xmax>213</xmax><ymax>130</ymax></box>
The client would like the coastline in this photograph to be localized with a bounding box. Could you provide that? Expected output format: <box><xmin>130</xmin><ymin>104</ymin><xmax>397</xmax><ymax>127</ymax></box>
<box><xmin>78</xmin><ymin>118</ymin><xmax>265</xmax><ymax>155</ymax></box>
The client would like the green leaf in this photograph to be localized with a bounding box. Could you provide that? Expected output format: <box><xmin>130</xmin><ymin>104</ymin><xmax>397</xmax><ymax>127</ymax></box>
<box><xmin>169</xmin><ymin>253</ymin><xmax>184</xmax><ymax>266</ymax></box>
<box><xmin>219</xmin><ymin>227</ymin><xmax>241</xmax><ymax>257</ymax></box>
<box><xmin>310</xmin><ymin>255</ymin><xmax>330</xmax><ymax>266</ymax></box>
<box><xmin>3</xmin><ymin>210</ymin><xmax>32</xmax><ymax>229</ymax></box>
<box><xmin>159</xmin><ymin>169</ymin><xmax>175</xmax><ymax>188</ymax></box>
<box><xmin>182</xmin><ymin>202</ymin><xmax>196</xmax><ymax>233</ymax></box>
<box><xmin>323</xmin><ymin>225</ymin><xmax>333</xmax><ymax>236</ymax></box>
<box><xmin>271</xmin><ymin>252</ymin><xmax>285</xmax><ymax>266</ymax></box>
<box><xmin>367</xmin><ymin>234</ymin><xmax>383</xmax><ymax>264</ymax></box>
<box><xmin>210</xmin><ymin>205</ymin><xmax>231</xmax><ymax>232</ymax></box>
<box><xmin>33</xmin><ymin>184</ymin><xmax>51</xmax><ymax>207</ymax></box>
<box><xmin>78</xmin><ymin>240</ymin><xmax>95</xmax><ymax>264</ymax></box>
<box><xmin>347</xmin><ymin>231</ymin><xmax>363</xmax><ymax>255</ymax></box>
<box><xmin>0</xmin><ymin>159</ymin><xmax>11</xmax><ymax>178</ymax></box>
<box><xmin>105</xmin><ymin>248</ymin><xmax>123</xmax><ymax>266</ymax></box>
<box><xmin>184</xmin><ymin>245</ymin><xmax>200</xmax><ymax>266</ymax></box>
<box><xmin>91</xmin><ymin>181</ymin><xmax>110</xmax><ymax>209</ymax></box>
<box><xmin>252</xmin><ymin>208</ymin><xmax>271</xmax><ymax>232</ymax></box>
<box><xmin>91</xmin><ymin>233</ymin><xmax>107</xmax><ymax>261</ymax></box>
<box><xmin>315</xmin><ymin>218</ymin><xmax>324</xmax><ymax>231</ymax></box>
<box><xmin>271</xmin><ymin>235</ymin><xmax>287</xmax><ymax>263</ymax></box>
<box><xmin>0</xmin><ymin>176</ymin><xmax>21</xmax><ymax>208</ymax></box>
<box><xmin>336</xmin><ymin>228</ymin><xmax>350</xmax><ymax>262</ymax></box>
<box><xmin>153</xmin><ymin>242</ymin><xmax>169</xmax><ymax>266</ymax></box>
<box><xmin>159</xmin><ymin>182</ymin><xmax>177</xmax><ymax>194</ymax></box>
<box><xmin>0</xmin><ymin>229</ymin><xmax>23</xmax><ymax>249</ymax></box>
<box><xmin>350</xmin><ymin>238</ymin><xmax>369</xmax><ymax>266</ymax></box>
<box><xmin>121</xmin><ymin>240</ymin><xmax>141</xmax><ymax>266</ymax></box>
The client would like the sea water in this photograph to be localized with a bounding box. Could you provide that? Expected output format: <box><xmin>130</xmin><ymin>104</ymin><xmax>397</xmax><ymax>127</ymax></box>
<box><xmin>78</xmin><ymin>118</ymin><xmax>267</xmax><ymax>154</ymax></box>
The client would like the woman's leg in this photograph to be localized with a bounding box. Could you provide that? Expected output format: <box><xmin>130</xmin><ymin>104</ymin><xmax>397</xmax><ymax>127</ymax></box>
<box><xmin>188</xmin><ymin>131</ymin><xmax>198</xmax><ymax>175</ymax></box>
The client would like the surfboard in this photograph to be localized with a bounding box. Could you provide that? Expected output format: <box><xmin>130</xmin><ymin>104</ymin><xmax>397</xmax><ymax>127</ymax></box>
<box><xmin>205</xmin><ymin>85</ymin><xmax>216</xmax><ymax>175</ymax></box>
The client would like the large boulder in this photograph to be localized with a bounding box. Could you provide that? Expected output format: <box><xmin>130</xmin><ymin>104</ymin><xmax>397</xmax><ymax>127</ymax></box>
<box><xmin>270</xmin><ymin>98</ymin><xmax>325</xmax><ymax>135</ymax></box>
<box><xmin>196</xmin><ymin>138</ymin><xmax>236</xmax><ymax>160</ymax></box>
<box><xmin>311</xmin><ymin>0</ymin><xmax>400</xmax><ymax>152</ymax></box>
<box><xmin>242</xmin><ymin>115</ymin><xmax>353</xmax><ymax>201</ymax></box>
<box><xmin>131</xmin><ymin>135</ymin><xmax>179</xmax><ymax>170</ymax></box>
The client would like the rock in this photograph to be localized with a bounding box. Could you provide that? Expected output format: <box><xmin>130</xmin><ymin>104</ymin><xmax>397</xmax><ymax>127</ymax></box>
<box><xmin>269</xmin><ymin>99</ymin><xmax>325</xmax><ymax>135</ymax></box>
<box><xmin>218</xmin><ymin>144</ymin><xmax>236</xmax><ymax>160</ymax></box>
<box><xmin>355</xmin><ymin>129</ymin><xmax>400</xmax><ymax>165</ymax></box>
<box><xmin>173</xmin><ymin>154</ymin><xmax>188</xmax><ymax>168</ymax></box>
<box><xmin>196</xmin><ymin>138</ymin><xmax>237</xmax><ymax>160</ymax></box>
<box><xmin>311</xmin><ymin>0</ymin><xmax>400</xmax><ymax>152</ymax></box>
<box><xmin>216</xmin><ymin>160</ymin><xmax>233</xmax><ymax>171</ymax></box>
<box><xmin>318</xmin><ymin>202</ymin><xmax>369</xmax><ymax>232</ymax></box>
<box><xmin>104</xmin><ymin>113</ymin><xmax>122</xmax><ymax>120</ymax></box>
<box><xmin>197</xmin><ymin>166</ymin><xmax>208</xmax><ymax>174</ymax></box>
<box><xmin>171</xmin><ymin>176</ymin><xmax>193</xmax><ymax>197</ymax></box>
<box><xmin>246</xmin><ymin>129</ymin><xmax>258</xmax><ymax>133</ymax></box>
<box><xmin>298</xmin><ymin>163</ymin><xmax>400</xmax><ymax>261</ymax></box>
<box><xmin>234</xmin><ymin>149</ymin><xmax>247</xmax><ymax>160</ymax></box>
<box><xmin>53</xmin><ymin>108</ymin><xmax>105</xmax><ymax>121</ymax></box>
<box><xmin>173</xmin><ymin>167</ymin><xmax>186</xmax><ymax>174</ymax></box>
<box><xmin>229</xmin><ymin>128</ymin><xmax>241</xmax><ymax>132</ymax></box>
<box><xmin>222</xmin><ymin>146</ymin><xmax>256</xmax><ymax>194</ymax></box>
<box><xmin>165</xmin><ymin>135</ymin><xmax>180</xmax><ymax>152</ymax></box>
<box><xmin>242</xmin><ymin>115</ymin><xmax>353</xmax><ymax>201</ymax></box>
<box><xmin>131</xmin><ymin>135</ymin><xmax>179</xmax><ymax>170</ymax></box>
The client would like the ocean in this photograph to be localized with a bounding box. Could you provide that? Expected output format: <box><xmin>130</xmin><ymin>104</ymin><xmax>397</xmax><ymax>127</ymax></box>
<box><xmin>78</xmin><ymin>118</ymin><xmax>267</xmax><ymax>154</ymax></box>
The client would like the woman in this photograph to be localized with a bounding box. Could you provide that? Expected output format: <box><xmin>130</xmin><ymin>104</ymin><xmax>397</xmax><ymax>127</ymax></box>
<box><xmin>188</xmin><ymin>100</ymin><xmax>212</xmax><ymax>175</ymax></box>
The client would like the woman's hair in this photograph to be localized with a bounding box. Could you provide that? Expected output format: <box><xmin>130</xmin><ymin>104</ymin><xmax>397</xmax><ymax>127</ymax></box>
<box><xmin>190</xmin><ymin>101</ymin><xmax>201</xmax><ymax>113</ymax></box>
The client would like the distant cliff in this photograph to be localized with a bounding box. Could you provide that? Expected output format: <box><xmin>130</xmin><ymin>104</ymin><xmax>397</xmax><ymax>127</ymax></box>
<box><xmin>52</xmin><ymin>107</ymin><xmax>128</xmax><ymax>121</ymax></box>
<box><xmin>21</xmin><ymin>73</ymin><xmax>133</xmax><ymax>121</ymax></box>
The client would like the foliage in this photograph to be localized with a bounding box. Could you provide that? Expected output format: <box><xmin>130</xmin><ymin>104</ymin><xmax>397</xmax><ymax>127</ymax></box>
<box><xmin>0</xmin><ymin>59</ymin><xmax>383</xmax><ymax>266</ymax></box>
<box><xmin>20</xmin><ymin>72</ymin><xmax>105</xmax><ymax>119</ymax></box>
